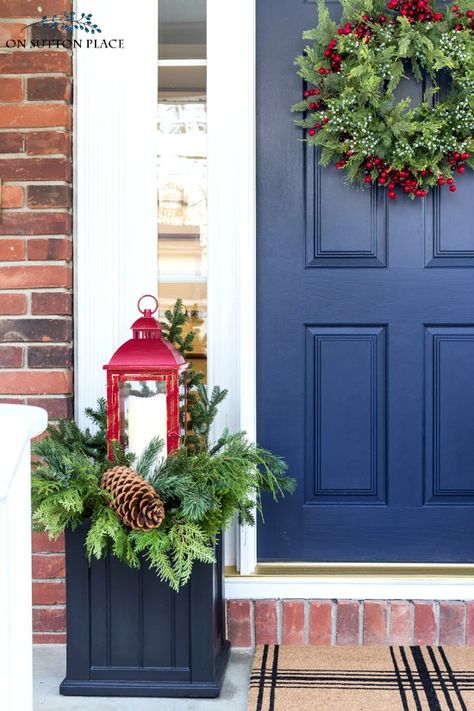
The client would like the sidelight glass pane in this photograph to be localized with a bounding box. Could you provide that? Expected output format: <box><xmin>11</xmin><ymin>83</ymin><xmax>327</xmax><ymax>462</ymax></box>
<box><xmin>157</xmin><ymin>2</ymin><xmax>207</xmax><ymax>370</ymax></box>
<box><xmin>158</xmin><ymin>0</ymin><xmax>206</xmax><ymax>60</ymax></box>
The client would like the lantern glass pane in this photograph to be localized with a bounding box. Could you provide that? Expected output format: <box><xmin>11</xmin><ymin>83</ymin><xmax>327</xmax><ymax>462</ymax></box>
<box><xmin>158</xmin><ymin>2</ymin><xmax>207</xmax><ymax>381</ymax></box>
<box><xmin>122</xmin><ymin>380</ymin><xmax>168</xmax><ymax>460</ymax></box>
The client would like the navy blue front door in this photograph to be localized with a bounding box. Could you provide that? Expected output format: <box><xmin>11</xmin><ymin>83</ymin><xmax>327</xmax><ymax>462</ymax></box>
<box><xmin>257</xmin><ymin>0</ymin><xmax>474</xmax><ymax>562</ymax></box>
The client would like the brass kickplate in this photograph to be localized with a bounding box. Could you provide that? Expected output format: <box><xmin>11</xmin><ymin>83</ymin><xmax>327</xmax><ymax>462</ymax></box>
<box><xmin>225</xmin><ymin>562</ymin><xmax>474</xmax><ymax>579</ymax></box>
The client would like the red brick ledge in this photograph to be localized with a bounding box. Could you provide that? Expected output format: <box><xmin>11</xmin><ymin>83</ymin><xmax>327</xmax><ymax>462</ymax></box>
<box><xmin>226</xmin><ymin>599</ymin><xmax>474</xmax><ymax>648</ymax></box>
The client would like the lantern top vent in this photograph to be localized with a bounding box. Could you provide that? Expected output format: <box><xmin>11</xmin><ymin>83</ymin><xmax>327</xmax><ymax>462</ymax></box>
<box><xmin>104</xmin><ymin>295</ymin><xmax>187</xmax><ymax>372</ymax></box>
<box><xmin>131</xmin><ymin>294</ymin><xmax>162</xmax><ymax>340</ymax></box>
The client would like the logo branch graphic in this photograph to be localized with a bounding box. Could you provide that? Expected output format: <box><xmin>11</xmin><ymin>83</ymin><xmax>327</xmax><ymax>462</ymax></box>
<box><xmin>41</xmin><ymin>11</ymin><xmax>102</xmax><ymax>34</ymax></box>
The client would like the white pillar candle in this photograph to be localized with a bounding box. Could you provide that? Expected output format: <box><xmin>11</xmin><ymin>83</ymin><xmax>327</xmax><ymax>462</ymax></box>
<box><xmin>127</xmin><ymin>393</ymin><xmax>167</xmax><ymax>461</ymax></box>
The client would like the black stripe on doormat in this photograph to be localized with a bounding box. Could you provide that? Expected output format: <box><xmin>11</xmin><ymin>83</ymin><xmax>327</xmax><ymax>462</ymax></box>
<box><xmin>410</xmin><ymin>646</ymin><xmax>442</xmax><ymax>711</ymax></box>
<box><xmin>426</xmin><ymin>646</ymin><xmax>455</xmax><ymax>711</ymax></box>
<box><xmin>438</xmin><ymin>646</ymin><xmax>468</xmax><ymax>711</ymax></box>
<box><xmin>390</xmin><ymin>646</ymin><xmax>409</xmax><ymax>711</ymax></box>
<box><xmin>256</xmin><ymin>644</ymin><xmax>269</xmax><ymax>711</ymax></box>
<box><xmin>398</xmin><ymin>645</ymin><xmax>423</xmax><ymax>711</ymax></box>
<box><xmin>269</xmin><ymin>644</ymin><xmax>279</xmax><ymax>711</ymax></box>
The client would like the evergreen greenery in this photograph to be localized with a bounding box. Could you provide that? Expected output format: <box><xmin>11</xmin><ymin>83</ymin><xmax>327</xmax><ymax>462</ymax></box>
<box><xmin>292</xmin><ymin>0</ymin><xmax>474</xmax><ymax>198</ymax></box>
<box><xmin>31</xmin><ymin>302</ymin><xmax>295</xmax><ymax>591</ymax></box>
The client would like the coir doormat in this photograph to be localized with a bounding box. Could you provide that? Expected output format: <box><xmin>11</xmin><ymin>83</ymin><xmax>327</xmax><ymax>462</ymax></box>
<box><xmin>248</xmin><ymin>644</ymin><xmax>474</xmax><ymax>711</ymax></box>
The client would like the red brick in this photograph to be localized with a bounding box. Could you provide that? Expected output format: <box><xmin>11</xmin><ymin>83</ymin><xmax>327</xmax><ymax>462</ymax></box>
<box><xmin>2</xmin><ymin>185</ymin><xmax>24</xmax><ymax>208</ymax></box>
<box><xmin>26</xmin><ymin>131</ymin><xmax>70</xmax><ymax>156</ymax></box>
<box><xmin>466</xmin><ymin>602</ymin><xmax>474</xmax><ymax>646</ymax></box>
<box><xmin>27</xmin><ymin>185</ymin><xmax>71</xmax><ymax>208</ymax></box>
<box><xmin>309</xmin><ymin>601</ymin><xmax>332</xmax><ymax>645</ymax></box>
<box><xmin>33</xmin><ymin>632</ymin><xmax>66</xmax><ymax>644</ymax></box>
<box><xmin>0</xmin><ymin>132</ymin><xmax>24</xmax><ymax>153</ymax></box>
<box><xmin>31</xmin><ymin>291</ymin><xmax>71</xmax><ymax>315</ymax></box>
<box><xmin>0</xmin><ymin>396</ymin><xmax>24</xmax><ymax>405</ymax></box>
<box><xmin>439</xmin><ymin>602</ymin><xmax>466</xmax><ymax>646</ymax></box>
<box><xmin>0</xmin><ymin>52</ymin><xmax>71</xmax><ymax>74</ymax></box>
<box><xmin>0</xmin><ymin>345</ymin><xmax>22</xmax><ymax>367</ymax></box>
<box><xmin>390</xmin><ymin>602</ymin><xmax>412</xmax><ymax>645</ymax></box>
<box><xmin>413</xmin><ymin>602</ymin><xmax>437</xmax><ymax>645</ymax></box>
<box><xmin>32</xmin><ymin>582</ymin><xmax>66</xmax><ymax>605</ymax></box>
<box><xmin>0</xmin><ymin>104</ymin><xmax>71</xmax><ymax>130</ymax></box>
<box><xmin>0</xmin><ymin>77</ymin><xmax>23</xmax><ymax>102</ymax></box>
<box><xmin>282</xmin><ymin>600</ymin><xmax>305</xmax><ymax>645</ymax></box>
<box><xmin>255</xmin><ymin>600</ymin><xmax>278</xmax><ymax>645</ymax></box>
<box><xmin>0</xmin><ymin>212</ymin><xmax>70</xmax><ymax>236</ymax></box>
<box><xmin>32</xmin><ymin>553</ymin><xmax>65</xmax><ymax>578</ymax></box>
<box><xmin>27</xmin><ymin>396</ymin><xmax>72</xmax><ymax>419</ymax></box>
<box><xmin>28</xmin><ymin>238</ymin><xmax>71</xmax><ymax>260</ymax></box>
<box><xmin>0</xmin><ymin>22</ymin><xmax>25</xmax><ymax>43</ymax></box>
<box><xmin>32</xmin><ymin>532</ymin><xmax>64</xmax><ymax>553</ymax></box>
<box><xmin>226</xmin><ymin>600</ymin><xmax>251</xmax><ymax>647</ymax></box>
<box><xmin>27</xmin><ymin>76</ymin><xmax>71</xmax><ymax>101</ymax></box>
<box><xmin>363</xmin><ymin>601</ymin><xmax>387</xmax><ymax>646</ymax></box>
<box><xmin>0</xmin><ymin>238</ymin><xmax>24</xmax><ymax>260</ymax></box>
<box><xmin>336</xmin><ymin>600</ymin><xmax>360</xmax><ymax>646</ymax></box>
<box><xmin>0</xmin><ymin>158</ymin><xmax>71</xmax><ymax>181</ymax></box>
<box><xmin>33</xmin><ymin>607</ymin><xmax>66</xmax><ymax>632</ymax></box>
<box><xmin>0</xmin><ymin>317</ymin><xmax>71</xmax><ymax>342</ymax></box>
<box><xmin>2</xmin><ymin>0</ymin><xmax>70</xmax><ymax>16</ymax></box>
<box><xmin>28</xmin><ymin>345</ymin><xmax>71</xmax><ymax>368</ymax></box>
<box><xmin>0</xmin><ymin>292</ymin><xmax>26</xmax><ymax>314</ymax></box>
<box><xmin>0</xmin><ymin>265</ymin><xmax>71</xmax><ymax>288</ymax></box>
<box><xmin>29</xmin><ymin>20</ymin><xmax>69</xmax><ymax>43</ymax></box>
<box><xmin>0</xmin><ymin>370</ymin><xmax>71</xmax><ymax>394</ymax></box>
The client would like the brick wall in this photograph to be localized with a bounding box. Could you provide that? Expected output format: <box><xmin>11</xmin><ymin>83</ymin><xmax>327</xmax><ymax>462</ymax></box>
<box><xmin>0</xmin><ymin>0</ymin><xmax>72</xmax><ymax>643</ymax></box>
<box><xmin>226</xmin><ymin>599</ymin><xmax>474</xmax><ymax>647</ymax></box>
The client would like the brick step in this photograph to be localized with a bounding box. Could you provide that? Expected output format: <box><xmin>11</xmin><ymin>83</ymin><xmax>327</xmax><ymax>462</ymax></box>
<box><xmin>226</xmin><ymin>599</ymin><xmax>474</xmax><ymax>648</ymax></box>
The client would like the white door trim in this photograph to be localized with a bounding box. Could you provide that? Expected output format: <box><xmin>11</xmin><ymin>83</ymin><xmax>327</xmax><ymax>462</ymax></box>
<box><xmin>207</xmin><ymin>0</ymin><xmax>257</xmax><ymax>573</ymax></box>
<box><xmin>225</xmin><ymin>576</ymin><xmax>474</xmax><ymax>600</ymax></box>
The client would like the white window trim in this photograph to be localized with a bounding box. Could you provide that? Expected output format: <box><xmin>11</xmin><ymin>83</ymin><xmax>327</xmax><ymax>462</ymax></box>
<box><xmin>75</xmin><ymin>0</ymin><xmax>472</xmax><ymax>599</ymax></box>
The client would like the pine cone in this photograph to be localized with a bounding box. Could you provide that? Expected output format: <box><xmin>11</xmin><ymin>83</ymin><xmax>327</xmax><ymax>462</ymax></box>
<box><xmin>100</xmin><ymin>466</ymin><xmax>165</xmax><ymax>530</ymax></box>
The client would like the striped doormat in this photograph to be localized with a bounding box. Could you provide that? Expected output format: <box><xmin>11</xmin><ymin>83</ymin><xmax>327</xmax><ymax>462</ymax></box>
<box><xmin>248</xmin><ymin>645</ymin><xmax>474</xmax><ymax>710</ymax></box>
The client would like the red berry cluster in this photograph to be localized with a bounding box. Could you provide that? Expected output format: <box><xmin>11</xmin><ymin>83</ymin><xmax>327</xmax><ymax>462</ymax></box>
<box><xmin>437</xmin><ymin>175</ymin><xmax>457</xmax><ymax>192</ymax></box>
<box><xmin>451</xmin><ymin>4</ymin><xmax>474</xmax><ymax>29</ymax></box>
<box><xmin>448</xmin><ymin>150</ymin><xmax>470</xmax><ymax>172</ymax></box>
<box><xmin>322</xmin><ymin>38</ymin><xmax>342</xmax><ymax>72</ymax></box>
<box><xmin>337</xmin><ymin>18</ymin><xmax>374</xmax><ymax>39</ymax></box>
<box><xmin>386</xmin><ymin>0</ymin><xmax>442</xmax><ymax>23</ymax></box>
<box><xmin>363</xmin><ymin>158</ymin><xmax>432</xmax><ymax>199</ymax></box>
<box><xmin>337</xmin><ymin>21</ymin><xmax>355</xmax><ymax>35</ymax></box>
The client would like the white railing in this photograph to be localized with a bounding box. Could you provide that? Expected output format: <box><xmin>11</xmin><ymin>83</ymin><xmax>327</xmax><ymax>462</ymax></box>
<box><xmin>0</xmin><ymin>405</ymin><xmax>48</xmax><ymax>711</ymax></box>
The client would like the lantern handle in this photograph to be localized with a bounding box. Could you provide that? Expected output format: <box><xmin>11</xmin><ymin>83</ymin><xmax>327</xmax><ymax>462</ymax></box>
<box><xmin>137</xmin><ymin>294</ymin><xmax>159</xmax><ymax>317</ymax></box>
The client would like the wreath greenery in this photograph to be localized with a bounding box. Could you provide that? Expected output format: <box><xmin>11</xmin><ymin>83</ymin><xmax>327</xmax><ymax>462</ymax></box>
<box><xmin>292</xmin><ymin>0</ymin><xmax>474</xmax><ymax>199</ymax></box>
<box><xmin>31</xmin><ymin>302</ymin><xmax>295</xmax><ymax>591</ymax></box>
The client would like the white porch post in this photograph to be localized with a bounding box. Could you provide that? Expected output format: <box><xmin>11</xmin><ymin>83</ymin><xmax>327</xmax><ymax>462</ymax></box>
<box><xmin>207</xmin><ymin>0</ymin><xmax>257</xmax><ymax>573</ymax></box>
<box><xmin>0</xmin><ymin>405</ymin><xmax>47</xmax><ymax>711</ymax></box>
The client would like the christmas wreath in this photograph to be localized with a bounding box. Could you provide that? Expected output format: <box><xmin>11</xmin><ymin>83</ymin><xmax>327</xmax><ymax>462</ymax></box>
<box><xmin>292</xmin><ymin>0</ymin><xmax>474</xmax><ymax>199</ymax></box>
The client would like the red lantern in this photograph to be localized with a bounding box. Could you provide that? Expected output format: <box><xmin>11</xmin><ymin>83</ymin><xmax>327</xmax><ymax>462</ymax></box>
<box><xmin>104</xmin><ymin>295</ymin><xmax>188</xmax><ymax>460</ymax></box>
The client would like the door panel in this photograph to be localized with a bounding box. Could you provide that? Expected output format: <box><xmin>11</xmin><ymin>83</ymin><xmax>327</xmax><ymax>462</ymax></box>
<box><xmin>306</xmin><ymin>152</ymin><xmax>388</xmax><ymax>267</ymax></box>
<box><xmin>257</xmin><ymin>0</ymin><xmax>474</xmax><ymax>561</ymax></box>
<box><xmin>305</xmin><ymin>326</ymin><xmax>386</xmax><ymax>504</ymax></box>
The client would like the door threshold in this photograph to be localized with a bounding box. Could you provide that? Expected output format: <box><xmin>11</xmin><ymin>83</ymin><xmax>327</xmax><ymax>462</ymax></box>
<box><xmin>224</xmin><ymin>563</ymin><xmax>474</xmax><ymax>600</ymax></box>
<box><xmin>226</xmin><ymin>562</ymin><xmax>474</xmax><ymax>580</ymax></box>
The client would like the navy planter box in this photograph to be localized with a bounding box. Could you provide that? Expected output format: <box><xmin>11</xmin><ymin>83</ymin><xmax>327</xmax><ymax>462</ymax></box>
<box><xmin>60</xmin><ymin>522</ymin><xmax>230</xmax><ymax>697</ymax></box>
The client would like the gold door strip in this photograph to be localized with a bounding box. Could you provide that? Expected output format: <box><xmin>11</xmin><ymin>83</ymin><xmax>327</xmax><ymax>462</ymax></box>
<box><xmin>225</xmin><ymin>562</ymin><xmax>474</xmax><ymax>580</ymax></box>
